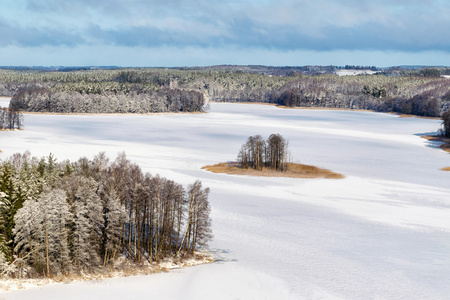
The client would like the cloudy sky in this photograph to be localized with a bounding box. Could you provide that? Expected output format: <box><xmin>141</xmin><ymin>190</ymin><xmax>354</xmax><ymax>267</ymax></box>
<box><xmin>0</xmin><ymin>0</ymin><xmax>449</xmax><ymax>67</ymax></box>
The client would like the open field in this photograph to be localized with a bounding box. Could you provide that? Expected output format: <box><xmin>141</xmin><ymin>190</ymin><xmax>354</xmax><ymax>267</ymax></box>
<box><xmin>2</xmin><ymin>102</ymin><xmax>450</xmax><ymax>299</ymax></box>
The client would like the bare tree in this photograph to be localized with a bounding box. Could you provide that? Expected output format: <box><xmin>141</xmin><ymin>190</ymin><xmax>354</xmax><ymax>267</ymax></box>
<box><xmin>179</xmin><ymin>181</ymin><xmax>212</xmax><ymax>255</ymax></box>
<box><xmin>266</xmin><ymin>134</ymin><xmax>289</xmax><ymax>171</ymax></box>
<box><xmin>237</xmin><ymin>135</ymin><xmax>265</xmax><ymax>170</ymax></box>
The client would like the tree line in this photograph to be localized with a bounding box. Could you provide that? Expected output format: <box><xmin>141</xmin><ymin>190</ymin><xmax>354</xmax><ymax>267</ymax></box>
<box><xmin>237</xmin><ymin>134</ymin><xmax>290</xmax><ymax>171</ymax></box>
<box><xmin>1</xmin><ymin>67</ymin><xmax>450</xmax><ymax>117</ymax></box>
<box><xmin>271</xmin><ymin>75</ymin><xmax>450</xmax><ymax>117</ymax></box>
<box><xmin>10</xmin><ymin>87</ymin><xmax>205</xmax><ymax>114</ymax></box>
<box><xmin>0</xmin><ymin>152</ymin><xmax>212</xmax><ymax>278</ymax></box>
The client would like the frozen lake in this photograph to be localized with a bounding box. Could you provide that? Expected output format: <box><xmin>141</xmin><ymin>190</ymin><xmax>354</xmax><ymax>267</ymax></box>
<box><xmin>2</xmin><ymin>102</ymin><xmax>450</xmax><ymax>299</ymax></box>
<box><xmin>0</xmin><ymin>97</ymin><xmax>11</xmax><ymax>108</ymax></box>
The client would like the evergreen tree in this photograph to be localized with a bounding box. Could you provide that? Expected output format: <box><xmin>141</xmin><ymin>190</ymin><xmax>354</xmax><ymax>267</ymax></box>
<box><xmin>0</xmin><ymin>163</ymin><xmax>26</xmax><ymax>262</ymax></box>
<box><xmin>71</xmin><ymin>178</ymin><xmax>102</xmax><ymax>272</ymax></box>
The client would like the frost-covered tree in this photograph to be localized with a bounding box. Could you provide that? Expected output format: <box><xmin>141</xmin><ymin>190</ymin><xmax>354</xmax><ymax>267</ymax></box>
<box><xmin>179</xmin><ymin>181</ymin><xmax>212</xmax><ymax>254</ymax></box>
<box><xmin>46</xmin><ymin>189</ymin><xmax>71</xmax><ymax>275</ymax></box>
<box><xmin>3</xmin><ymin>151</ymin><xmax>213</xmax><ymax>278</ymax></box>
<box><xmin>13</xmin><ymin>198</ymin><xmax>43</xmax><ymax>274</ymax></box>
<box><xmin>0</xmin><ymin>162</ymin><xmax>26</xmax><ymax>262</ymax></box>
<box><xmin>0</xmin><ymin>249</ymin><xmax>8</xmax><ymax>276</ymax></box>
<box><xmin>71</xmin><ymin>178</ymin><xmax>102</xmax><ymax>272</ymax></box>
<box><xmin>14</xmin><ymin>189</ymin><xmax>70</xmax><ymax>277</ymax></box>
<box><xmin>99</xmin><ymin>187</ymin><xmax>125</xmax><ymax>265</ymax></box>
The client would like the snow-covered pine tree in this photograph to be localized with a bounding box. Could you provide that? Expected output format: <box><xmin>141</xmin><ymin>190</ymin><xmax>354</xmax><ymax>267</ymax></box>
<box><xmin>14</xmin><ymin>189</ymin><xmax>70</xmax><ymax>277</ymax></box>
<box><xmin>45</xmin><ymin>189</ymin><xmax>71</xmax><ymax>275</ymax></box>
<box><xmin>71</xmin><ymin>178</ymin><xmax>102</xmax><ymax>272</ymax></box>
<box><xmin>99</xmin><ymin>186</ymin><xmax>126</xmax><ymax>266</ymax></box>
<box><xmin>0</xmin><ymin>248</ymin><xmax>8</xmax><ymax>276</ymax></box>
<box><xmin>0</xmin><ymin>162</ymin><xmax>23</xmax><ymax>262</ymax></box>
<box><xmin>13</xmin><ymin>198</ymin><xmax>43</xmax><ymax>275</ymax></box>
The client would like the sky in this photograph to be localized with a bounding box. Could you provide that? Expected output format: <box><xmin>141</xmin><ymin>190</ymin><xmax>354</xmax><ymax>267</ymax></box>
<box><xmin>0</xmin><ymin>0</ymin><xmax>449</xmax><ymax>67</ymax></box>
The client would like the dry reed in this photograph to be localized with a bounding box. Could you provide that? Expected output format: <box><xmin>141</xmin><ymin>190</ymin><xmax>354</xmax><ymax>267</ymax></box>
<box><xmin>202</xmin><ymin>162</ymin><xmax>344</xmax><ymax>179</ymax></box>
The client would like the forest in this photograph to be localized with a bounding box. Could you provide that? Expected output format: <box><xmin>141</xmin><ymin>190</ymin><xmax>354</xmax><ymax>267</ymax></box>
<box><xmin>0</xmin><ymin>152</ymin><xmax>212</xmax><ymax>278</ymax></box>
<box><xmin>1</xmin><ymin>65</ymin><xmax>450</xmax><ymax>117</ymax></box>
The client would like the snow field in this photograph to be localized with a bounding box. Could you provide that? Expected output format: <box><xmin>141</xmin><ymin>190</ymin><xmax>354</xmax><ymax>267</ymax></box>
<box><xmin>2</xmin><ymin>102</ymin><xmax>450</xmax><ymax>299</ymax></box>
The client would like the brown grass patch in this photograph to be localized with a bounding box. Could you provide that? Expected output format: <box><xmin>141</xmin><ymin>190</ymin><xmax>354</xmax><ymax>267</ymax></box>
<box><xmin>422</xmin><ymin>135</ymin><xmax>450</xmax><ymax>154</ymax></box>
<box><xmin>396</xmin><ymin>114</ymin><xmax>439</xmax><ymax>119</ymax></box>
<box><xmin>441</xmin><ymin>167</ymin><xmax>450</xmax><ymax>171</ymax></box>
<box><xmin>276</xmin><ymin>105</ymin><xmax>372</xmax><ymax>112</ymax></box>
<box><xmin>202</xmin><ymin>162</ymin><xmax>344</xmax><ymax>179</ymax></box>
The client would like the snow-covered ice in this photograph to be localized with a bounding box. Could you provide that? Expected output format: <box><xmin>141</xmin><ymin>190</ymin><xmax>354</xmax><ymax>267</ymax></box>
<box><xmin>2</xmin><ymin>102</ymin><xmax>450</xmax><ymax>299</ymax></box>
<box><xmin>0</xmin><ymin>97</ymin><xmax>10</xmax><ymax>108</ymax></box>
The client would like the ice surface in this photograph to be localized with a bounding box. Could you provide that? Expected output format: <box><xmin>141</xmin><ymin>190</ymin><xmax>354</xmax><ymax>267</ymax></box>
<box><xmin>0</xmin><ymin>97</ymin><xmax>10</xmax><ymax>108</ymax></box>
<box><xmin>2</xmin><ymin>103</ymin><xmax>450</xmax><ymax>299</ymax></box>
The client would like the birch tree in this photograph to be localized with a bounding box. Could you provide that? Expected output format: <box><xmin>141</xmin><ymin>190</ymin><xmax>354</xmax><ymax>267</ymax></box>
<box><xmin>179</xmin><ymin>181</ymin><xmax>212</xmax><ymax>255</ymax></box>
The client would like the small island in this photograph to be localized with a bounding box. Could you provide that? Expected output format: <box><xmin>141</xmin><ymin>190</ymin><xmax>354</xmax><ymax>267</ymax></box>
<box><xmin>203</xmin><ymin>134</ymin><xmax>344</xmax><ymax>179</ymax></box>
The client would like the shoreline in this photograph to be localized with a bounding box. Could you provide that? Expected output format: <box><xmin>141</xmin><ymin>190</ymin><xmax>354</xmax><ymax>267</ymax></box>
<box><xmin>0</xmin><ymin>251</ymin><xmax>214</xmax><ymax>293</ymax></box>
<box><xmin>421</xmin><ymin>135</ymin><xmax>450</xmax><ymax>171</ymax></box>
<box><xmin>21</xmin><ymin>111</ymin><xmax>207</xmax><ymax>116</ymax></box>
<box><xmin>211</xmin><ymin>101</ymin><xmax>440</xmax><ymax>119</ymax></box>
<box><xmin>4</xmin><ymin>99</ymin><xmax>441</xmax><ymax>119</ymax></box>
<box><xmin>421</xmin><ymin>135</ymin><xmax>450</xmax><ymax>154</ymax></box>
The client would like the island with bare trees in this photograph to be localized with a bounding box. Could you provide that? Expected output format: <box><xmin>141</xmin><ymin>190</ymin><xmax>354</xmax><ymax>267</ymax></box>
<box><xmin>203</xmin><ymin>134</ymin><xmax>344</xmax><ymax>179</ymax></box>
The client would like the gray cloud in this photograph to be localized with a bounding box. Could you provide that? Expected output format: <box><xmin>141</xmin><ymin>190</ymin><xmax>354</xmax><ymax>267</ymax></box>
<box><xmin>1</xmin><ymin>0</ymin><xmax>448</xmax><ymax>53</ymax></box>
<box><xmin>0</xmin><ymin>21</ymin><xmax>85</xmax><ymax>47</ymax></box>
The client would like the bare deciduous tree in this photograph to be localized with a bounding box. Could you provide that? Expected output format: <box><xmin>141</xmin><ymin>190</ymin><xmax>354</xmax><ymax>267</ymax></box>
<box><xmin>237</xmin><ymin>134</ymin><xmax>290</xmax><ymax>171</ymax></box>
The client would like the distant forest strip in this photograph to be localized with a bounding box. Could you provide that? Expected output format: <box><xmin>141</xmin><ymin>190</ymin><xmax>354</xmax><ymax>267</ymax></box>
<box><xmin>0</xmin><ymin>65</ymin><xmax>450</xmax><ymax>116</ymax></box>
<box><xmin>0</xmin><ymin>152</ymin><xmax>212</xmax><ymax>278</ymax></box>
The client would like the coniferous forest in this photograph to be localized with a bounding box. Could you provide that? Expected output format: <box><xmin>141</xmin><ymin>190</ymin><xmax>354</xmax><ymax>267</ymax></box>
<box><xmin>0</xmin><ymin>152</ymin><xmax>212</xmax><ymax>278</ymax></box>
<box><xmin>1</xmin><ymin>65</ymin><xmax>450</xmax><ymax>117</ymax></box>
